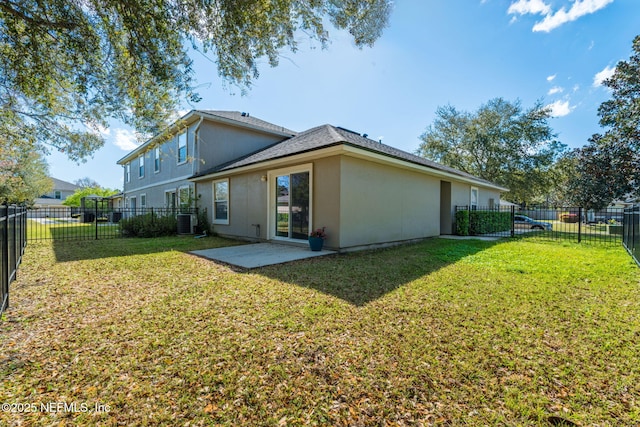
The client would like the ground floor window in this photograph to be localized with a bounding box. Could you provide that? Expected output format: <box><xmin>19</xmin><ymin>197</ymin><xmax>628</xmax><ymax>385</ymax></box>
<box><xmin>165</xmin><ymin>191</ymin><xmax>176</xmax><ymax>209</ymax></box>
<box><xmin>471</xmin><ymin>187</ymin><xmax>478</xmax><ymax>210</ymax></box>
<box><xmin>213</xmin><ymin>179</ymin><xmax>229</xmax><ymax>225</ymax></box>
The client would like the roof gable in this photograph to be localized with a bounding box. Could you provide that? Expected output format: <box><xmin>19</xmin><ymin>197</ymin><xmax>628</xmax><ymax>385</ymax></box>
<box><xmin>117</xmin><ymin>110</ymin><xmax>296</xmax><ymax>164</ymax></box>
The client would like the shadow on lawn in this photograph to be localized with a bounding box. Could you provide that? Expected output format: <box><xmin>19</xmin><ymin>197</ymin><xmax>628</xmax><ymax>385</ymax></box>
<box><xmin>255</xmin><ymin>237</ymin><xmax>501</xmax><ymax>306</ymax></box>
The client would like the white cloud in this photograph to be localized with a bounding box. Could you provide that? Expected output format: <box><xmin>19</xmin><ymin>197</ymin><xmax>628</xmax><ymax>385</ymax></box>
<box><xmin>113</xmin><ymin>129</ymin><xmax>141</xmax><ymax>151</ymax></box>
<box><xmin>593</xmin><ymin>65</ymin><xmax>615</xmax><ymax>87</ymax></box>
<box><xmin>548</xmin><ymin>86</ymin><xmax>564</xmax><ymax>95</ymax></box>
<box><xmin>546</xmin><ymin>100</ymin><xmax>574</xmax><ymax>117</ymax></box>
<box><xmin>546</xmin><ymin>74</ymin><xmax>556</xmax><ymax>82</ymax></box>
<box><xmin>508</xmin><ymin>0</ymin><xmax>551</xmax><ymax>16</ymax></box>
<box><xmin>532</xmin><ymin>0</ymin><xmax>615</xmax><ymax>32</ymax></box>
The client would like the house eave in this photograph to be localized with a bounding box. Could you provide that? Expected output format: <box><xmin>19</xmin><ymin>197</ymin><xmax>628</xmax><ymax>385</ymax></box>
<box><xmin>189</xmin><ymin>143</ymin><xmax>509</xmax><ymax>192</ymax></box>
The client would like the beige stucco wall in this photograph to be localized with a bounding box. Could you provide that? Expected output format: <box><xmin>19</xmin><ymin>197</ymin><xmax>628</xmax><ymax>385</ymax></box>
<box><xmin>195</xmin><ymin>153</ymin><xmax>504</xmax><ymax>249</ymax></box>
<box><xmin>197</xmin><ymin>171</ymin><xmax>268</xmax><ymax>239</ymax></box>
<box><xmin>338</xmin><ymin>156</ymin><xmax>440</xmax><ymax>249</ymax></box>
<box><xmin>309</xmin><ymin>156</ymin><xmax>341</xmax><ymax>250</ymax></box>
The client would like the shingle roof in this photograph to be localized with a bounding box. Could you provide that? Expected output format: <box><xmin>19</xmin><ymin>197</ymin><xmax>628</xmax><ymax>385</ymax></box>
<box><xmin>197</xmin><ymin>110</ymin><xmax>297</xmax><ymax>136</ymax></box>
<box><xmin>192</xmin><ymin>124</ymin><xmax>507</xmax><ymax>189</ymax></box>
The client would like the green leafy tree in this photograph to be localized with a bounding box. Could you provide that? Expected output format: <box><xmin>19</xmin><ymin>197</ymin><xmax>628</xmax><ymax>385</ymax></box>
<box><xmin>417</xmin><ymin>98</ymin><xmax>566</xmax><ymax>206</ymax></box>
<box><xmin>567</xmin><ymin>134</ymin><xmax>638</xmax><ymax>210</ymax></box>
<box><xmin>63</xmin><ymin>187</ymin><xmax>119</xmax><ymax>208</ymax></box>
<box><xmin>1</xmin><ymin>0</ymin><xmax>392</xmax><ymax>163</ymax></box>
<box><xmin>0</xmin><ymin>144</ymin><xmax>52</xmax><ymax>204</ymax></box>
<box><xmin>568</xmin><ymin>35</ymin><xmax>640</xmax><ymax>207</ymax></box>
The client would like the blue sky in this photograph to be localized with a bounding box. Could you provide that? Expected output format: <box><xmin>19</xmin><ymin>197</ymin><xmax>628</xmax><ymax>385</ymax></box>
<box><xmin>47</xmin><ymin>0</ymin><xmax>640</xmax><ymax>190</ymax></box>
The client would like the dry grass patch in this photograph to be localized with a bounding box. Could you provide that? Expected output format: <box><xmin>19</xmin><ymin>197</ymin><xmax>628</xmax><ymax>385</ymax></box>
<box><xmin>1</xmin><ymin>236</ymin><xmax>639</xmax><ymax>426</ymax></box>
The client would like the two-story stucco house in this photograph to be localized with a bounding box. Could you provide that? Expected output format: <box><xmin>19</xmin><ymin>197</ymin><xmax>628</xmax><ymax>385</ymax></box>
<box><xmin>118</xmin><ymin>110</ymin><xmax>507</xmax><ymax>251</ymax></box>
<box><xmin>117</xmin><ymin>111</ymin><xmax>296</xmax><ymax>211</ymax></box>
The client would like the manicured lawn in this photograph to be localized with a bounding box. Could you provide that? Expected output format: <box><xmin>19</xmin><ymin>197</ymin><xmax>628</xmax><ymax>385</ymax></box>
<box><xmin>1</xmin><ymin>236</ymin><xmax>639</xmax><ymax>426</ymax></box>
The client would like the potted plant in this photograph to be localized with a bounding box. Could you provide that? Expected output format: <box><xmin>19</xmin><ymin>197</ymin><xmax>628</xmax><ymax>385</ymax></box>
<box><xmin>308</xmin><ymin>227</ymin><xmax>326</xmax><ymax>251</ymax></box>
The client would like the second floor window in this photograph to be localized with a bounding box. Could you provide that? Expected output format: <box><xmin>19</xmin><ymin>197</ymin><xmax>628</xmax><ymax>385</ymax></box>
<box><xmin>178</xmin><ymin>132</ymin><xmax>187</xmax><ymax>163</ymax></box>
<box><xmin>154</xmin><ymin>147</ymin><xmax>160</xmax><ymax>172</ymax></box>
<box><xmin>125</xmin><ymin>164</ymin><xmax>130</xmax><ymax>183</ymax></box>
<box><xmin>139</xmin><ymin>154</ymin><xmax>145</xmax><ymax>178</ymax></box>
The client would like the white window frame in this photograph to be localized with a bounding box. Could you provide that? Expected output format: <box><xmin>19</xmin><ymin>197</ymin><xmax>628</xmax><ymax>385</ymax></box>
<box><xmin>154</xmin><ymin>147</ymin><xmax>160</xmax><ymax>173</ymax></box>
<box><xmin>140</xmin><ymin>193</ymin><xmax>147</xmax><ymax>208</ymax></box>
<box><xmin>470</xmin><ymin>186</ymin><xmax>479</xmax><ymax>210</ymax></box>
<box><xmin>178</xmin><ymin>185</ymin><xmax>191</xmax><ymax>210</ymax></box>
<box><xmin>213</xmin><ymin>178</ymin><xmax>230</xmax><ymax>225</ymax></box>
<box><xmin>125</xmin><ymin>164</ymin><xmax>131</xmax><ymax>183</ymax></box>
<box><xmin>165</xmin><ymin>189</ymin><xmax>177</xmax><ymax>209</ymax></box>
<box><xmin>177</xmin><ymin>131</ymin><xmax>187</xmax><ymax>164</ymax></box>
<box><xmin>138</xmin><ymin>154</ymin><xmax>145</xmax><ymax>178</ymax></box>
<box><xmin>54</xmin><ymin>191</ymin><xmax>61</xmax><ymax>199</ymax></box>
<box><xmin>267</xmin><ymin>163</ymin><xmax>313</xmax><ymax>241</ymax></box>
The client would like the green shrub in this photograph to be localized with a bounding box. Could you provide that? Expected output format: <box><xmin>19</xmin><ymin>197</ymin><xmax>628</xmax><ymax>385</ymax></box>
<box><xmin>120</xmin><ymin>213</ymin><xmax>177</xmax><ymax>237</ymax></box>
<box><xmin>456</xmin><ymin>210</ymin><xmax>511</xmax><ymax>235</ymax></box>
<box><xmin>469</xmin><ymin>210</ymin><xmax>511</xmax><ymax>235</ymax></box>
<box><xmin>455</xmin><ymin>210</ymin><xmax>470</xmax><ymax>236</ymax></box>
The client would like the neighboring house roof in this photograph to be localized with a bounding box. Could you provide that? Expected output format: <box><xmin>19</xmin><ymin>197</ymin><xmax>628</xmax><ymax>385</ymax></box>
<box><xmin>191</xmin><ymin>124</ymin><xmax>508</xmax><ymax>191</ymax></box>
<box><xmin>117</xmin><ymin>110</ymin><xmax>296</xmax><ymax>165</ymax></box>
<box><xmin>50</xmin><ymin>177</ymin><xmax>80</xmax><ymax>192</ymax></box>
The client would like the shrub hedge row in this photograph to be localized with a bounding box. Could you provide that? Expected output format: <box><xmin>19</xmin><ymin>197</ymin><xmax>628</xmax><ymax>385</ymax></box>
<box><xmin>120</xmin><ymin>213</ymin><xmax>178</xmax><ymax>238</ymax></box>
<box><xmin>455</xmin><ymin>210</ymin><xmax>511</xmax><ymax>236</ymax></box>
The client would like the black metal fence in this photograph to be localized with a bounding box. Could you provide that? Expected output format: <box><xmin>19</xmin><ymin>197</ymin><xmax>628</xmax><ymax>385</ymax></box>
<box><xmin>623</xmin><ymin>206</ymin><xmax>640</xmax><ymax>265</ymax></box>
<box><xmin>455</xmin><ymin>205</ymin><xmax>624</xmax><ymax>245</ymax></box>
<box><xmin>27</xmin><ymin>207</ymin><xmax>199</xmax><ymax>241</ymax></box>
<box><xmin>2</xmin><ymin>205</ymin><xmax>27</xmax><ymax>314</ymax></box>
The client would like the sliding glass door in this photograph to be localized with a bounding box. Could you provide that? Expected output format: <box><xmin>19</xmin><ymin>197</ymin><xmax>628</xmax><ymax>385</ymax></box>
<box><xmin>274</xmin><ymin>170</ymin><xmax>310</xmax><ymax>240</ymax></box>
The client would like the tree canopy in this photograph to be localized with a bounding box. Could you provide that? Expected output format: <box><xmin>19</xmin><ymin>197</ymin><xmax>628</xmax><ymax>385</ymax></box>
<box><xmin>417</xmin><ymin>98</ymin><xmax>566</xmax><ymax>205</ymax></box>
<box><xmin>62</xmin><ymin>187</ymin><xmax>120</xmax><ymax>207</ymax></box>
<box><xmin>1</xmin><ymin>0</ymin><xmax>392</xmax><ymax>162</ymax></box>
<box><xmin>567</xmin><ymin>35</ymin><xmax>640</xmax><ymax>208</ymax></box>
<box><xmin>0</xmin><ymin>143</ymin><xmax>51</xmax><ymax>205</ymax></box>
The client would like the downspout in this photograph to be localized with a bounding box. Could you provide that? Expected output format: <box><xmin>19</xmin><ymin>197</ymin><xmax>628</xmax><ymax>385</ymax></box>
<box><xmin>192</xmin><ymin>115</ymin><xmax>204</xmax><ymax>176</ymax></box>
<box><xmin>193</xmin><ymin>115</ymin><xmax>204</xmax><ymax>224</ymax></box>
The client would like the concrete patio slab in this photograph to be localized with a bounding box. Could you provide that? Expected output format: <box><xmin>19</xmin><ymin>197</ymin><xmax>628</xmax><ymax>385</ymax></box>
<box><xmin>190</xmin><ymin>243</ymin><xmax>335</xmax><ymax>269</ymax></box>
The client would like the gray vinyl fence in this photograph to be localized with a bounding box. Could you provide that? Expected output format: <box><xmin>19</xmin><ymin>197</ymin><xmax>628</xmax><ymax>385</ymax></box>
<box><xmin>1</xmin><ymin>205</ymin><xmax>27</xmax><ymax>314</ymax></box>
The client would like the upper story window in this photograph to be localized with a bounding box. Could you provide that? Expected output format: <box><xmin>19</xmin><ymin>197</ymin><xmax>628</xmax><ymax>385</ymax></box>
<box><xmin>154</xmin><ymin>147</ymin><xmax>160</xmax><ymax>172</ymax></box>
<box><xmin>138</xmin><ymin>154</ymin><xmax>145</xmax><ymax>178</ymax></box>
<box><xmin>54</xmin><ymin>191</ymin><xmax>61</xmax><ymax>199</ymax></box>
<box><xmin>125</xmin><ymin>164</ymin><xmax>131</xmax><ymax>183</ymax></box>
<box><xmin>178</xmin><ymin>131</ymin><xmax>187</xmax><ymax>163</ymax></box>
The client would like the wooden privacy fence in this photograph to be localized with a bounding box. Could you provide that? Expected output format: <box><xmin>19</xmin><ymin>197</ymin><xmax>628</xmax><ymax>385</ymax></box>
<box><xmin>1</xmin><ymin>205</ymin><xmax>27</xmax><ymax>314</ymax></box>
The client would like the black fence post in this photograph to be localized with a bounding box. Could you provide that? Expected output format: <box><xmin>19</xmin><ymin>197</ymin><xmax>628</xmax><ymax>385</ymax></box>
<box><xmin>510</xmin><ymin>206</ymin><xmax>515</xmax><ymax>238</ymax></box>
<box><xmin>577</xmin><ymin>207</ymin><xmax>581</xmax><ymax>243</ymax></box>
<box><xmin>2</xmin><ymin>204</ymin><xmax>8</xmax><ymax>312</ymax></box>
